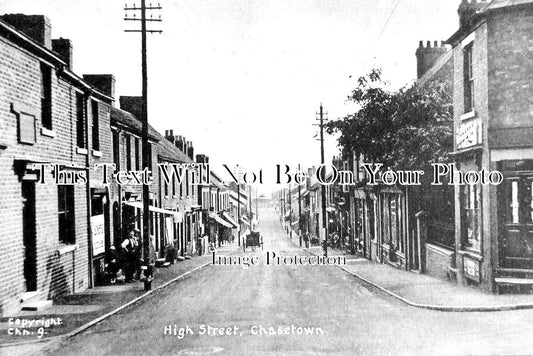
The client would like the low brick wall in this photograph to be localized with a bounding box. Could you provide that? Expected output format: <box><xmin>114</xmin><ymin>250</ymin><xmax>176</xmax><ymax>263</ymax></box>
<box><xmin>425</xmin><ymin>243</ymin><xmax>454</xmax><ymax>281</ymax></box>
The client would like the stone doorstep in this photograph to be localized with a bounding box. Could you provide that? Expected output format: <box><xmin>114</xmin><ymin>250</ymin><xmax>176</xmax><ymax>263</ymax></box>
<box><xmin>495</xmin><ymin>277</ymin><xmax>533</xmax><ymax>285</ymax></box>
<box><xmin>21</xmin><ymin>300</ymin><xmax>53</xmax><ymax>312</ymax></box>
<box><xmin>177</xmin><ymin>256</ymin><xmax>185</xmax><ymax>262</ymax></box>
<box><xmin>19</xmin><ymin>291</ymin><xmax>39</xmax><ymax>303</ymax></box>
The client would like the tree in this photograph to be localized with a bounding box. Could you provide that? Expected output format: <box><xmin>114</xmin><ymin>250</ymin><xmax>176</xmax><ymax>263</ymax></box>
<box><xmin>326</xmin><ymin>68</ymin><xmax>453</xmax><ymax>172</ymax></box>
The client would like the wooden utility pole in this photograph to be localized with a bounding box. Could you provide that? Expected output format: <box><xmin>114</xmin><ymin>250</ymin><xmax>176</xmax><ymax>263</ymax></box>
<box><xmin>315</xmin><ymin>104</ymin><xmax>328</xmax><ymax>257</ymax></box>
<box><xmin>124</xmin><ymin>1</ymin><xmax>162</xmax><ymax>290</ymax></box>
<box><xmin>298</xmin><ymin>163</ymin><xmax>302</xmax><ymax>247</ymax></box>
<box><xmin>288</xmin><ymin>183</ymin><xmax>292</xmax><ymax>239</ymax></box>
<box><xmin>237</xmin><ymin>183</ymin><xmax>241</xmax><ymax>247</ymax></box>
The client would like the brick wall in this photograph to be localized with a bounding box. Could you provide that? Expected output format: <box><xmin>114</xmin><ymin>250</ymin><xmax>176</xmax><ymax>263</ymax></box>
<box><xmin>487</xmin><ymin>6</ymin><xmax>533</xmax><ymax>148</ymax></box>
<box><xmin>0</xmin><ymin>32</ymin><xmax>113</xmax><ymax>315</ymax></box>
<box><xmin>425</xmin><ymin>244</ymin><xmax>454</xmax><ymax>280</ymax></box>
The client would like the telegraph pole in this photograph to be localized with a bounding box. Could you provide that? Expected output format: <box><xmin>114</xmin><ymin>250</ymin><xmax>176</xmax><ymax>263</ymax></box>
<box><xmin>288</xmin><ymin>183</ymin><xmax>292</xmax><ymax>239</ymax></box>
<box><xmin>124</xmin><ymin>1</ymin><xmax>162</xmax><ymax>290</ymax></box>
<box><xmin>237</xmin><ymin>183</ymin><xmax>241</xmax><ymax>247</ymax></box>
<box><xmin>298</xmin><ymin>164</ymin><xmax>302</xmax><ymax>247</ymax></box>
<box><xmin>315</xmin><ymin>104</ymin><xmax>328</xmax><ymax>257</ymax></box>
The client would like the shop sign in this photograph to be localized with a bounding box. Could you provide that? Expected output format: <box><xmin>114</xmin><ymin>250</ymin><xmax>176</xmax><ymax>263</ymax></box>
<box><xmin>457</xmin><ymin>118</ymin><xmax>482</xmax><ymax>149</ymax></box>
<box><xmin>91</xmin><ymin>214</ymin><xmax>105</xmax><ymax>256</ymax></box>
<box><xmin>463</xmin><ymin>255</ymin><xmax>481</xmax><ymax>282</ymax></box>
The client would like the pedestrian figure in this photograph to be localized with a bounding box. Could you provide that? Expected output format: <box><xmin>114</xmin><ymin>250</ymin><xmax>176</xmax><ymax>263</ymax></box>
<box><xmin>121</xmin><ymin>230</ymin><xmax>139</xmax><ymax>283</ymax></box>
<box><xmin>105</xmin><ymin>246</ymin><xmax>118</xmax><ymax>284</ymax></box>
<box><xmin>197</xmin><ymin>238</ymin><xmax>202</xmax><ymax>256</ymax></box>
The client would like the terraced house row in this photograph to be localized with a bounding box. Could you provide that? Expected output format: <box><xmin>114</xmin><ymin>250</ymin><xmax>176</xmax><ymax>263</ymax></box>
<box><xmin>281</xmin><ymin>0</ymin><xmax>533</xmax><ymax>295</ymax></box>
<box><xmin>0</xmin><ymin>13</ymin><xmax>249</xmax><ymax>316</ymax></box>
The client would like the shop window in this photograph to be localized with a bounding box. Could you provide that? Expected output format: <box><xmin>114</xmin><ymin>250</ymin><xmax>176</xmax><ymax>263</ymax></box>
<box><xmin>40</xmin><ymin>63</ymin><xmax>52</xmax><ymax>130</ymax></box>
<box><xmin>58</xmin><ymin>185</ymin><xmax>75</xmax><ymax>244</ymax></box>
<box><xmin>506</xmin><ymin>178</ymin><xmax>533</xmax><ymax>225</ymax></box>
<box><xmin>463</xmin><ymin>43</ymin><xmax>474</xmax><ymax>113</ymax></box>
<box><xmin>462</xmin><ymin>183</ymin><xmax>481</xmax><ymax>251</ymax></box>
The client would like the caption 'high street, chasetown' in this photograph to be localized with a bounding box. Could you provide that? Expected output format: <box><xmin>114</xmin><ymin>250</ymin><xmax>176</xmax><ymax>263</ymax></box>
<box><xmin>1</xmin><ymin>1</ymin><xmax>533</xmax><ymax>355</ymax></box>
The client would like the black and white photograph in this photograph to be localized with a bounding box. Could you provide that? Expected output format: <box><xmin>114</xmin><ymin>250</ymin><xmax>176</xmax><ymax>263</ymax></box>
<box><xmin>1</xmin><ymin>0</ymin><xmax>533</xmax><ymax>355</ymax></box>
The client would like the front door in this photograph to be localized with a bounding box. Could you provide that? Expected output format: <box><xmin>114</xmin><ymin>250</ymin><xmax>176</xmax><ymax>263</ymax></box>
<box><xmin>500</xmin><ymin>176</ymin><xmax>533</xmax><ymax>269</ymax></box>
<box><xmin>22</xmin><ymin>180</ymin><xmax>37</xmax><ymax>292</ymax></box>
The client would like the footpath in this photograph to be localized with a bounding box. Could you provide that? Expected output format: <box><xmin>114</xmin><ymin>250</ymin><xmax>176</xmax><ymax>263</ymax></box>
<box><xmin>0</xmin><ymin>244</ymin><xmax>237</xmax><ymax>348</ymax></box>
<box><xmin>286</xmin><ymin>233</ymin><xmax>533</xmax><ymax>312</ymax></box>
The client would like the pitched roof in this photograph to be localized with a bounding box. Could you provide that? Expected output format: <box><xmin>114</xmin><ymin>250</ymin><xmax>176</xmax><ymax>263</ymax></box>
<box><xmin>110</xmin><ymin>106</ymin><xmax>160</xmax><ymax>141</ymax></box>
<box><xmin>485</xmin><ymin>0</ymin><xmax>533</xmax><ymax>10</ymax></box>
<box><xmin>152</xmin><ymin>130</ymin><xmax>192</xmax><ymax>163</ymax></box>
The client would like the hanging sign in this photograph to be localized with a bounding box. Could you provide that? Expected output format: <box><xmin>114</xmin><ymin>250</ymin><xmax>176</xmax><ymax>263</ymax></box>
<box><xmin>91</xmin><ymin>214</ymin><xmax>105</xmax><ymax>256</ymax></box>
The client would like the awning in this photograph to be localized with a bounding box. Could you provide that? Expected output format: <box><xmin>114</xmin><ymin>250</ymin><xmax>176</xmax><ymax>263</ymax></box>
<box><xmin>222</xmin><ymin>212</ymin><xmax>239</xmax><ymax>228</ymax></box>
<box><xmin>124</xmin><ymin>201</ymin><xmax>180</xmax><ymax>219</ymax></box>
<box><xmin>240</xmin><ymin>218</ymin><xmax>251</xmax><ymax>226</ymax></box>
<box><xmin>291</xmin><ymin>220</ymin><xmax>299</xmax><ymax>226</ymax></box>
<box><xmin>209</xmin><ymin>212</ymin><xmax>233</xmax><ymax>228</ymax></box>
<box><xmin>284</xmin><ymin>209</ymin><xmax>291</xmax><ymax>218</ymax></box>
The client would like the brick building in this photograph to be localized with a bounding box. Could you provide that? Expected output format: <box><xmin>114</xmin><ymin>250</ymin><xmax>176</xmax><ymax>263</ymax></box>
<box><xmin>447</xmin><ymin>0</ymin><xmax>533</xmax><ymax>292</ymax></box>
<box><xmin>0</xmin><ymin>15</ymin><xmax>114</xmax><ymax>315</ymax></box>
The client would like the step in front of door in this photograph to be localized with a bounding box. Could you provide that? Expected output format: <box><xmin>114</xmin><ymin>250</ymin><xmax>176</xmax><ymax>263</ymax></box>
<box><xmin>495</xmin><ymin>277</ymin><xmax>533</xmax><ymax>294</ymax></box>
<box><xmin>21</xmin><ymin>300</ymin><xmax>53</xmax><ymax>312</ymax></box>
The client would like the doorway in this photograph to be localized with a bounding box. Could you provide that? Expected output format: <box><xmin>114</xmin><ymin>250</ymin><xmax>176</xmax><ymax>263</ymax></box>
<box><xmin>500</xmin><ymin>175</ymin><xmax>533</xmax><ymax>269</ymax></box>
<box><xmin>22</xmin><ymin>180</ymin><xmax>37</xmax><ymax>292</ymax></box>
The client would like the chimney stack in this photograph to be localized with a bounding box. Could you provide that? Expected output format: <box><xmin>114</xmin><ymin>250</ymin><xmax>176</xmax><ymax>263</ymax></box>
<box><xmin>164</xmin><ymin>130</ymin><xmax>175</xmax><ymax>143</ymax></box>
<box><xmin>1</xmin><ymin>14</ymin><xmax>52</xmax><ymax>49</ymax></box>
<box><xmin>84</xmin><ymin>74</ymin><xmax>115</xmax><ymax>100</ymax></box>
<box><xmin>415</xmin><ymin>40</ymin><xmax>448</xmax><ymax>79</ymax></box>
<box><xmin>52</xmin><ymin>38</ymin><xmax>73</xmax><ymax>69</ymax></box>
<box><xmin>458</xmin><ymin>0</ymin><xmax>487</xmax><ymax>29</ymax></box>
<box><xmin>174</xmin><ymin>135</ymin><xmax>183</xmax><ymax>151</ymax></box>
<box><xmin>119</xmin><ymin>96</ymin><xmax>142</xmax><ymax>119</ymax></box>
<box><xmin>187</xmin><ymin>141</ymin><xmax>194</xmax><ymax>160</ymax></box>
<box><xmin>196</xmin><ymin>154</ymin><xmax>207</xmax><ymax>164</ymax></box>
<box><xmin>182</xmin><ymin>137</ymin><xmax>188</xmax><ymax>154</ymax></box>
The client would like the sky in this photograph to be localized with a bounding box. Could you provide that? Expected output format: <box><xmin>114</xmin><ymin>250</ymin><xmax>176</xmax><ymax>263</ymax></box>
<box><xmin>2</xmin><ymin>0</ymin><xmax>460</xmax><ymax>194</ymax></box>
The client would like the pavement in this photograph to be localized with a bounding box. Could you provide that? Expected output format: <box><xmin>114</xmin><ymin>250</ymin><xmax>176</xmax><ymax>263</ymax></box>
<box><xmin>283</xmin><ymin>228</ymin><xmax>533</xmax><ymax>312</ymax></box>
<box><xmin>4</xmin><ymin>206</ymin><xmax>533</xmax><ymax>355</ymax></box>
<box><xmin>0</xmin><ymin>248</ymin><xmax>223</xmax><ymax>347</ymax></box>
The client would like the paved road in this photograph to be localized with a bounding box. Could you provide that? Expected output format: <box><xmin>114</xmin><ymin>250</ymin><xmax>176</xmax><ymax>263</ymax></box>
<box><xmin>39</xmin><ymin>205</ymin><xmax>533</xmax><ymax>355</ymax></box>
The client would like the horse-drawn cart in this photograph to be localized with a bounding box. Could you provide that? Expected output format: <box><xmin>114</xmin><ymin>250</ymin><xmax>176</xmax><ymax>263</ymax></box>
<box><xmin>244</xmin><ymin>231</ymin><xmax>262</xmax><ymax>251</ymax></box>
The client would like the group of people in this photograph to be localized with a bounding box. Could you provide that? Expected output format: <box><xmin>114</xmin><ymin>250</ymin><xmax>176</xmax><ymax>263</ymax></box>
<box><xmin>105</xmin><ymin>228</ymin><xmax>155</xmax><ymax>284</ymax></box>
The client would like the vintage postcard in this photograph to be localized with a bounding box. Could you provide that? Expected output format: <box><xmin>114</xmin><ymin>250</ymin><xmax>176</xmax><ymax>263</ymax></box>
<box><xmin>1</xmin><ymin>0</ymin><xmax>533</xmax><ymax>355</ymax></box>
